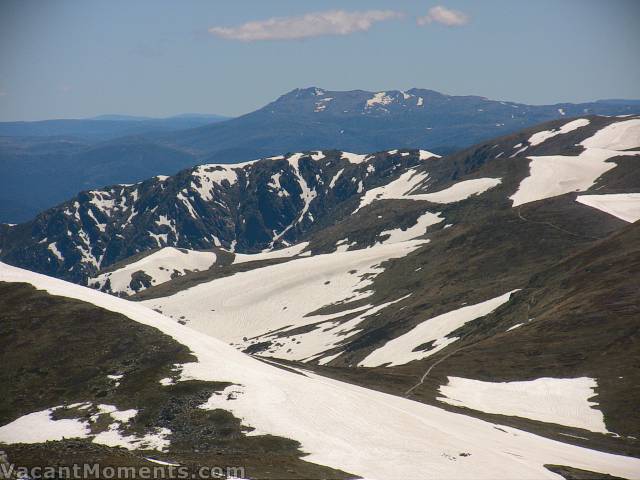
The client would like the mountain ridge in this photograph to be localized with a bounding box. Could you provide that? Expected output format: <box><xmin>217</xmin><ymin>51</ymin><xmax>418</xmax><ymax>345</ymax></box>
<box><xmin>2</xmin><ymin>87</ymin><xmax>639</xmax><ymax>223</ymax></box>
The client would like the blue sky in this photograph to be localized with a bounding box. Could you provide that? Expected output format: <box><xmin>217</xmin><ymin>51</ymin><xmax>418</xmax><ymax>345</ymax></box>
<box><xmin>0</xmin><ymin>0</ymin><xmax>638</xmax><ymax>120</ymax></box>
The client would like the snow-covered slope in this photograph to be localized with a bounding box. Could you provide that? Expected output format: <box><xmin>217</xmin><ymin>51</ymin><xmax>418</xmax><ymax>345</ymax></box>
<box><xmin>359</xmin><ymin>291</ymin><xmax>516</xmax><ymax>367</ymax></box>
<box><xmin>510</xmin><ymin>118</ymin><xmax>640</xmax><ymax>207</ymax></box>
<box><xmin>437</xmin><ymin>376</ymin><xmax>608</xmax><ymax>433</ymax></box>
<box><xmin>2</xmin><ymin>262</ymin><xmax>639</xmax><ymax>480</ymax></box>
<box><xmin>356</xmin><ymin>168</ymin><xmax>501</xmax><ymax>212</ymax></box>
<box><xmin>89</xmin><ymin>247</ymin><xmax>218</xmax><ymax>295</ymax></box>
<box><xmin>142</xmin><ymin>239</ymin><xmax>428</xmax><ymax>363</ymax></box>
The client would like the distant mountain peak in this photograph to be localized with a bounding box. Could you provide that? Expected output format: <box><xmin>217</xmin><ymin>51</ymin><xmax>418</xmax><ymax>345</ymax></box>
<box><xmin>279</xmin><ymin>86</ymin><xmax>327</xmax><ymax>99</ymax></box>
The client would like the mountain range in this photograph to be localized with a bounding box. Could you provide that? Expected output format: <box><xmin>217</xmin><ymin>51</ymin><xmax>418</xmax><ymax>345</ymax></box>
<box><xmin>2</xmin><ymin>87</ymin><xmax>639</xmax><ymax>223</ymax></box>
<box><xmin>0</xmin><ymin>105</ymin><xmax>639</xmax><ymax>478</ymax></box>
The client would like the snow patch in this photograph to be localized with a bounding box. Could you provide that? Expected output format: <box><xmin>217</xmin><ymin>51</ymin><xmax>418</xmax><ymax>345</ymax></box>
<box><xmin>576</xmin><ymin>193</ymin><xmax>640</xmax><ymax>223</ymax></box>
<box><xmin>89</xmin><ymin>247</ymin><xmax>217</xmax><ymax>295</ymax></box>
<box><xmin>378</xmin><ymin>212</ymin><xmax>443</xmax><ymax>244</ymax></box>
<box><xmin>416</xmin><ymin>178</ymin><xmax>502</xmax><ymax>204</ymax></box>
<box><xmin>438</xmin><ymin>377</ymin><xmax>609</xmax><ymax>433</ymax></box>
<box><xmin>232</xmin><ymin>242</ymin><xmax>309</xmax><ymax>264</ymax></box>
<box><xmin>419</xmin><ymin>150</ymin><xmax>439</xmax><ymax>160</ymax></box>
<box><xmin>365</xmin><ymin>92</ymin><xmax>393</xmax><ymax>109</ymax></box>
<box><xmin>145</xmin><ymin>241</ymin><xmax>426</xmax><ymax>348</ymax></box>
<box><xmin>92</xmin><ymin>425</ymin><xmax>171</xmax><ymax>451</ymax></box>
<box><xmin>191</xmin><ymin>164</ymin><xmax>239</xmax><ymax>201</ymax></box>
<box><xmin>341</xmin><ymin>152</ymin><xmax>369</xmax><ymax>164</ymax></box>
<box><xmin>47</xmin><ymin>242</ymin><xmax>64</xmax><ymax>262</ymax></box>
<box><xmin>527</xmin><ymin>118</ymin><xmax>590</xmax><ymax>147</ymax></box>
<box><xmin>314</xmin><ymin>97</ymin><xmax>333</xmax><ymax>112</ymax></box>
<box><xmin>270</xmin><ymin>154</ymin><xmax>317</xmax><ymax>244</ymax></box>
<box><xmin>0</xmin><ymin>407</ymin><xmax>89</xmax><ymax>443</ymax></box>
<box><xmin>357</xmin><ymin>172</ymin><xmax>500</xmax><ymax>211</ymax></box>
<box><xmin>510</xmin><ymin>151</ymin><xmax>637</xmax><ymax>207</ymax></box>
<box><xmin>329</xmin><ymin>169</ymin><xmax>344</xmax><ymax>189</ymax></box>
<box><xmin>581</xmin><ymin>118</ymin><xmax>640</xmax><ymax>150</ymax></box>
<box><xmin>359</xmin><ymin>291</ymin><xmax>516</xmax><ymax>367</ymax></box>
<box><xmin>511</xmin><ymin>120</ymin><xmax>640</xmax><ymax>206</ymax></box>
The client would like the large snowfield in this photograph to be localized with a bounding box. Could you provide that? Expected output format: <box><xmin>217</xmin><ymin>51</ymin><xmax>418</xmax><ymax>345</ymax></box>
<box><xmin>142</xmin><ymin>239</ymin><xmax>428</xmax><ymax>361</ymax></box>
<box><xmin>1</xmin><ymin>262</ymin><xmax>640</xmax><ymax>480</ymax></box>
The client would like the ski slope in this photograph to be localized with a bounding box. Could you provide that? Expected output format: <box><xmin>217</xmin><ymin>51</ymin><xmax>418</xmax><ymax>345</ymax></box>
<box><xmin>1</xmin><ymin>262</ymin><xmax>639</xmax><ymax>480</ymax></box>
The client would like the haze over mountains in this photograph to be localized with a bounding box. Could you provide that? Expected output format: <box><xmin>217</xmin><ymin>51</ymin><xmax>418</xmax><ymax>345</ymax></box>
<box><xmin>0</xmin><ymin>113</ymin><xmax>230</xmax><ymax>141</ymax></box>
<box><xmin>1</xmin><ymin>112</ymin><xmax>639</xmax><ymax>478</ymax></box>
<box><xmin>1</xmin><ymin>87</ymin><xmax>638</xmax><ymax>223</ymax></box>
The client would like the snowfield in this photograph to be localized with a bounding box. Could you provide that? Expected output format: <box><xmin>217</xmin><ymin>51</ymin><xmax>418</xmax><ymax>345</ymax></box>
<box><xmin>191</xmin><ymin>164</ymin><xmax>240</xmax><ymax>201</ymax></box>
<box><xmin>0</xmin><ymin>402</ymin><xmax>170</xmax><ymax>451</ymax></box>
<box><xmin>509</xmin><ymin>149</ymin><xmax>620</xmax><ymax>207</ymax></box>
<box><xmin>510</xmin><ymin>118</ymin><xmax>640</xmax><ymax>207</ymax></box>
<box><xmin>419</xmin><ymin>149</ymin><xmax>439</xmax><ymax>160</ymax></box>
<box><xmin>581</xmin><ymin>118</ymin><xmax>640</xmax><ymax>151</ymax></box>
<box><xmin>438</xmin><ymin>377</ymin><xmax>609</xmax><ymax>433</ymax></box>
<box><xmin>340</xmin><ymin>151</ymin><xmax>370</xmax><ymax>164</ymax></box>
<box><xmin>359</xmin><ymin>291</ymin><xmax>516</xmax><ymax>367</ymax></box>
<box><xmin>527</xmin><ymin>118</ymin><xmax>591</xmax><ymax>147</ymax></box>
<box><xmin>378</xmin><ymin>211</ymin><xmax>443</xmax><ymax>245</ymax></box>
<box><xmin>1</xmin><ymin>262</ymin><xmax>639</xmax><ymax>479</ymax></box>
<box><xmin>415</xmin><ymin>178</ymin><xmax>502</xmax><ymax>204</ymax></box>
<box><xmin>576</xmin><ymin>193</ymin><xmax>640</xmax><ymax>223</ymax></box>
<box><xmin>0</xmin><ymin>408</ymin><xmax>89</xmax><ymax>443</ymax></box>
<box><xmin>142</xmin><ymin>240</ymin><xmax>428</xmax><ymax>360</ymax></box>
<box><xmin>356</xmin><ymin>166</ymin><xmax>501</xmax><ymax>212</ymax></box>
<box><xmin>89</xmin><ymin>247</ymin><xmax>218</xmax><ymax>295</ymax></box>
<box><xmin>232</xmin><ymin>241</ymin><xmax>309</xmax><ymax>264</ymax></box>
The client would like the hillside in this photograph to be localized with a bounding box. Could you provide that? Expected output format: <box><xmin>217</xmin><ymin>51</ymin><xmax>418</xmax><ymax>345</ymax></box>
<box><xmin>2</xmin><ymin>263</ymin><xmax>640</xmax><ymax>479</ymax></box>
<box><xmin>129</xmin><ymin>114</ymin><xmax>639</xmax><ymax>458</ymax></box>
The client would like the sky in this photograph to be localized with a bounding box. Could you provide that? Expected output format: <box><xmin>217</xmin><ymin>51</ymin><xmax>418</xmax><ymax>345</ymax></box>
<box><xmin>0</xmin><ymin>0</ymin><xmax>638</xmax><ymax>121</ymax></box>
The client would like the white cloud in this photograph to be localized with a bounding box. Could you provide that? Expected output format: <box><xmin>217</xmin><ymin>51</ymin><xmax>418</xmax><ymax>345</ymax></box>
<box><xmin>417</xmin><ymin>5</ymin><xmax>469</xmax><ymax>27</ymax></box>
<box><xmin>208</xmin><ymin>10</ymin><xmax>403</xmax><ymax>42</ymax></box>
